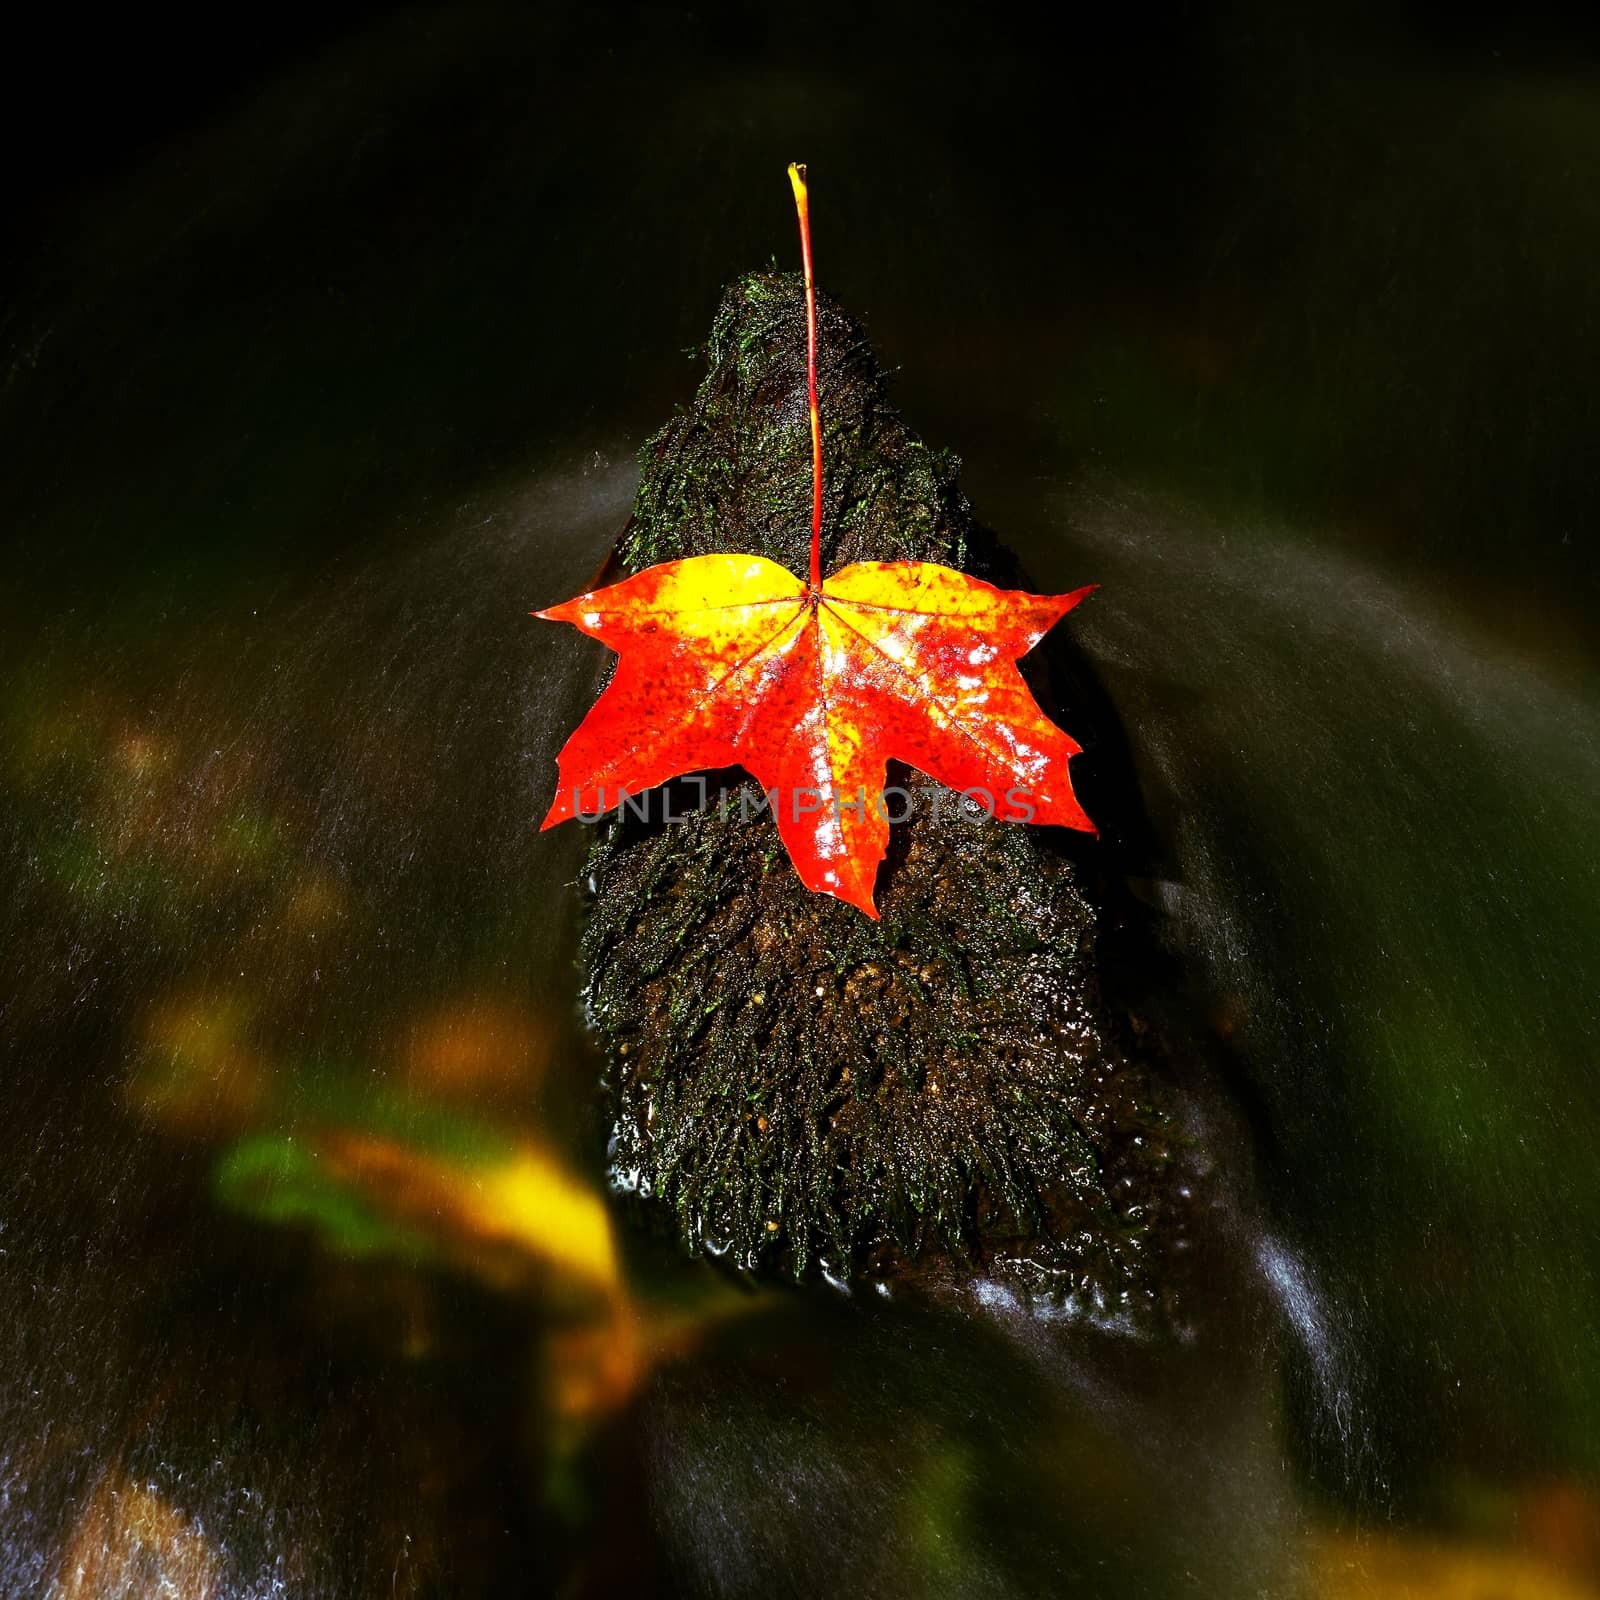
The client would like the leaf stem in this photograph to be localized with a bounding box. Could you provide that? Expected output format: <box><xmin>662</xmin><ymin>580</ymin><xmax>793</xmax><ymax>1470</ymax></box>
<box><xmin>788</xmin><ymin>162</ymin><xmax>823</xmax><ymax>590</ymax></box>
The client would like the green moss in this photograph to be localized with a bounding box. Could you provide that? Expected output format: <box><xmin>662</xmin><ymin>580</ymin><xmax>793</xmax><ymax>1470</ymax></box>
<box><xmin>621</xmin><ymin>272</ymin><xmax>972</xmax><ymax>579</ymax></box>
<box><xmin>583</xmin><ymin>273</ymin><xmax>1185</xmax><ymax>1315</ymax></box>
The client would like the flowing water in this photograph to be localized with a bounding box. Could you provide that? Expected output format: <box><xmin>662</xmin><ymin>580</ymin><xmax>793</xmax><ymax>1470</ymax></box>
<box><xmin>2</xmin><ymin>6</ymin><xmax>1597</xmax><ymax>1596</ymax></box>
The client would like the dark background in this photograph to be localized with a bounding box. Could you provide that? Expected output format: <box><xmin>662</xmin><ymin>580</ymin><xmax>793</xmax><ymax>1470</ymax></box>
<box><xmin>2</xmin><ymin>5</ymin><xmax>1599</xmax><ymax>1588</ymax></box>
<box><xmin>3</xmin><ymin>0</ymin><xmax>1597</xmax><ymax>665</ymax></box>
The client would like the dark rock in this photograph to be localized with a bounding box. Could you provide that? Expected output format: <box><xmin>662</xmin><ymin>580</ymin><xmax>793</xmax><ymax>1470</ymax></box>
<box><xmin>576</xmin><ymin>272</ymin><xmax>1199</xmax><ymax>1328</ymax></box>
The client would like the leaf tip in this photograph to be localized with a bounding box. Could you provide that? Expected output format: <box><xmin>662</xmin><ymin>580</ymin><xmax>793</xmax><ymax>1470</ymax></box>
<box><xmin>836</xmin><ymin>883</ymin><xmax>881</xmax><ymax>920</ymax></box>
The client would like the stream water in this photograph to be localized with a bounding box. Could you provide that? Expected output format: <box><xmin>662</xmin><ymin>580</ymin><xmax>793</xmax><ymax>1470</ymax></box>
<box><xmin>2</xmin><ymin>5</ymin><xmax>1597</xmax><ymax>1597</ymax></box>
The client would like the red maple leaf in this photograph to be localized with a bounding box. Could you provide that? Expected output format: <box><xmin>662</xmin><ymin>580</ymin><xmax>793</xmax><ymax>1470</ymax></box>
<box><xmin>537</xmin><ymin>166</ymin><xmax>1095</xmax><ymax>918</ymax></box>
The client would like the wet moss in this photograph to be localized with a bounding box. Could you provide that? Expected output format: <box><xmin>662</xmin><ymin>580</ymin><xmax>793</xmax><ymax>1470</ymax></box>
<box><xmin>580</xmin><ymin>273</ymin><xmax>1187</xmax><ymax>1319</ymax></box>
<box><xmin>620</xmin><ymin>272</ymin><xmax>974</xmax><ymax>579</ymax></box>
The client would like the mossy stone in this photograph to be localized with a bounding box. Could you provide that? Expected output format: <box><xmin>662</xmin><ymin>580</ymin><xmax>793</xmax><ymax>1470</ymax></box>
<box><xmin>580</xmin><ymin>272</ymin><xmax>1189</xmax><ymax>1323</ymax></box>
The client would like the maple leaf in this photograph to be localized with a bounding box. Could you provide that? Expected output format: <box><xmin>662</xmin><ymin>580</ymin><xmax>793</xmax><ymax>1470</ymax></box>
<box><xmin>536</xmin><ymin>163</ymin><xmax>1096</xmax><ymax>918</ymax></box>
<box><xmin>538</xmin><ymin>556</ymin><xmax>1094</xmax><ymax>917</ymax></box>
